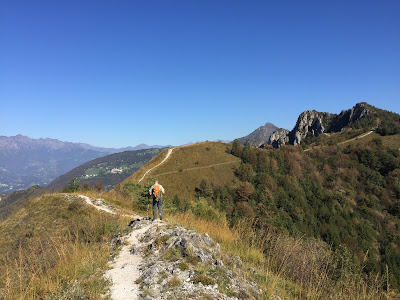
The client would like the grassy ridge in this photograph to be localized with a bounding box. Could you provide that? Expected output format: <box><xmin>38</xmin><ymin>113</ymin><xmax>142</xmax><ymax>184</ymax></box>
<box><xmin>122</xmin><ymin>142</ymin><xmax>240</xmax><ymax>201</ymax></box>
<box><xmin>0</xmin><ymin>193</ymin><xmax>128</xmax><ymax>299</ymax></box>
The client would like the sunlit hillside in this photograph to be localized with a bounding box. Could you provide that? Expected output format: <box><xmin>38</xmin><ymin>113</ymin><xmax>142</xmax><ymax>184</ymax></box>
<box><xmin>122</xmin><ymin>142</ymin><xmax>241</xmax><ymax>201</ymax></box>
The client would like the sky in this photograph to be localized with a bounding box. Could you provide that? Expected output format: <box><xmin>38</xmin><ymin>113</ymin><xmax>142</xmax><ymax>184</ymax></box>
<box><xmin>1</xmin><ymin>0</ymin><xmax>399</xmax><ymax>148</ymax></box>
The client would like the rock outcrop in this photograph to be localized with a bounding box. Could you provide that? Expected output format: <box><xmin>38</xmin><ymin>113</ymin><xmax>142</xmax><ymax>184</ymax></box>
<box><xmin>289</xmin><ymin>110</ymin><xmax>334</xmax><ymax>145</ymax></box>
<box><xmin>265</xmin><ymin>102</ymin><xmax>375</xmax><ymax>148</ymax></box>
<box><xmin>129</xmin><ymin>220</ymin><xmax>261</xmax><ymax>299</ymax></box>
<box><xmin>265</xmin><ymin>128</ymin><xmax>290</xmax><ymax>148</ymax></box>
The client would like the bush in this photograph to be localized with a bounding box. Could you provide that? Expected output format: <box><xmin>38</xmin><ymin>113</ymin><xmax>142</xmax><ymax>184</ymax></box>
<box><xmin>63</xmin><ymin>178</ymin><xmax>80</xmax><ymax>193</ymax></box>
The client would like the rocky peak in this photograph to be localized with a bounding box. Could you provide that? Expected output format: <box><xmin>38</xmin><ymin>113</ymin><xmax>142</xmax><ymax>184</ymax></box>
<box><xmin>289</xmin><ymin>110</ymin><xmax>334</xmax><ymax>145</ymax></box>
<box><xmin>328</xmin><ymin>102</ymin><xmax>373</xmax><ymax>132</ymax></box>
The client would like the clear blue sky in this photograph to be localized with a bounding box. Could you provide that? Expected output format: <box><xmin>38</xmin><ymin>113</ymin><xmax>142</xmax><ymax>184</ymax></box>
<box><xmin>1</xmin><ymin>0</ymin><xmax>399</xmax><ymax>148</ymax></box>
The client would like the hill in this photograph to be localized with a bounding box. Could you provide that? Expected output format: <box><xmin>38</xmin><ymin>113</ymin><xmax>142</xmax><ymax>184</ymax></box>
<box><xmin>46</xmin><ymin>148</ymin><xmax>163</xmax><ymax>191</ymax></box>
<box><xmin>120</xmin><ymin>142</ymin><xmax>241</xmax><ymax>202</ymax></box>
<box><xmin>111</xmin><ymin>135</ymin><xmax>400</xmax><ymax>297</ymax></box>
<box><xmin>0</xmin><ymin>135</ymin><xmax>167</xmax><ymax>193</ymax></box>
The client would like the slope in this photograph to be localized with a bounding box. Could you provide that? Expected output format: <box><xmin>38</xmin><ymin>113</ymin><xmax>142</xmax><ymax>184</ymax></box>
<box><xmin>122</xmin><ymin>142</ymin><xmax>240</xmax><ymax>201</ymax></box>
<box><xmin>47</xmin><ymin>148</ymin><xmax>162</xmax><ymax>191</ymax></box>
<box><xmin>0</xmin><ymin>185</ymin><xmax>46</xmax><ymax>221</ymax></box>
<box><xmin>0</xmin><ymin>192</ymin><xmax>129</xmax><ymax>299</ymax></box>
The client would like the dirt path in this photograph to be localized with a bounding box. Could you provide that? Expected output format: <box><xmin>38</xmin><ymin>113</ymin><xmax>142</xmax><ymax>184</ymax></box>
<box><xmin>78</xmin><ymin>195</ymin><xmax>149</xmax><ymax>300</ymax></box>
<box><xmin>338</xmin><ymin>130</ymin><xmax>374</xmax><ymax>145</ymax></box>
<box><xmin>105</xmin><ymin>222</ymin><xmax>153</xmax><ymax>300</ymax></box>
<box><xmin>138</xmin><ymin>148</ymin><xmax>174</xmax><ymax>183</ymax></box>
<box><xmin>79</xmin><ymin>195</ymin><xmax>136</xmax><ymax>218</ymax></box>
<box><xmin>304</xmin><ymin>130</ymin><xmax>374</xmax><ymax>152</ymax></box>
<box><xmin>153</xmin><ymin>159</ymin><xmax>241</xmax><ymax>177</ymax></box>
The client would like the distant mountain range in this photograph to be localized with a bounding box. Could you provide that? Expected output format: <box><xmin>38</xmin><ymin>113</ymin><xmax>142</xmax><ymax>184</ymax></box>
<box><xmin>0</xmin><ymin>135</ymin><xmax>167</xmax><ymax>193</ymax></box>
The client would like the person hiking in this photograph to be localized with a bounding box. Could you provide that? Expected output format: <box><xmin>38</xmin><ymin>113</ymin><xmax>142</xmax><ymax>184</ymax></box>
<box><xmin>149</xmin><ymin>179</ymin><xmax>165</xmax><ymax>221</ymax></box>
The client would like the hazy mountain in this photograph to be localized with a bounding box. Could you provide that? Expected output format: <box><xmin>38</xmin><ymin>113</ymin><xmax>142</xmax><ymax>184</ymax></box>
<box><xmin>237</xmin><ymin>122</ymin><xmax>279</xmax><ymax>147</ymax></box>
<box><xmin>0</xmin><ymin>135</ymin><xmax>167</xmax><ymax>193</ymax></box>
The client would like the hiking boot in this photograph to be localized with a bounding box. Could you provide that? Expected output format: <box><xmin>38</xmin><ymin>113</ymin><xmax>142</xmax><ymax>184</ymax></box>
<box><xmin>160</xmin><ymin>216</ymin><xmax>162</xmax><ymax>220</ymax></box>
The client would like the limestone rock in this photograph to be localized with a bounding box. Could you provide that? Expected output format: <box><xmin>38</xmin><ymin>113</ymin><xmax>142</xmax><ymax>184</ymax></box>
<box><xmin>130</xmin><ymin>220</ymin><xmax>261</xmax><ymax>299</ymax></box>
<box><xmin>267</xmin><ymin>128</ymin><xmax>290</xmax><ymax>148</ymax></box>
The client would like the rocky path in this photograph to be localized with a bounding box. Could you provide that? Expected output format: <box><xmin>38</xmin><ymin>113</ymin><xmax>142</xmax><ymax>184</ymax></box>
<box><xmin>78</xmin><ymin>195</ymin><xmax>148</xmax><ymax>299</ymax></box>
<box><xmin>105</xmin><ymin>221</ymin><xmax>154</xmax><ymax>300</ymax></box>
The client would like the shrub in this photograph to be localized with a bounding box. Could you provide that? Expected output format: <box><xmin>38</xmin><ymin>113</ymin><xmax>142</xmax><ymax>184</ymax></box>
<box><xmin>191</xmin><ymin>274</ymin><xmax>215</xmax><ymax>285</ymax></box>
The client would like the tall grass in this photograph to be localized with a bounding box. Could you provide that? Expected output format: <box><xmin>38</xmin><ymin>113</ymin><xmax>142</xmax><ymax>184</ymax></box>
<box><xmin>167</xmin><ymin>211</ymin><xmax>393</xmax><ymax>299</ymax></box>
<box><xmin>0</xmin><ymin>193</ymin><xmax>128</xmax><ymax>299</ymax></box>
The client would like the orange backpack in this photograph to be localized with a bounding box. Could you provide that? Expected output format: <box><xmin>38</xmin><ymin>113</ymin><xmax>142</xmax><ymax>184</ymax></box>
<box><xmin>153</xmin><ymin>185</ymin><xmax>161</xmax><ymax>200</ymax></box>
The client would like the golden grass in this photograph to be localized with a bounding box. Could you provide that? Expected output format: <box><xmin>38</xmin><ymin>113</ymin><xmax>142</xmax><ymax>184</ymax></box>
<box><xmin>123</xmin><ymin>142</ymin><xmax>240</xmax><ymax>201</ymax></box>
<box><xmin>167</xmin><ymin>211</ymin><xmax>393</xmax><ymax>300</ymax></box>
<box><xmin>0</xmin><ymin>193</ymin><xmax>128</xmax><ymax>299</ymax></box>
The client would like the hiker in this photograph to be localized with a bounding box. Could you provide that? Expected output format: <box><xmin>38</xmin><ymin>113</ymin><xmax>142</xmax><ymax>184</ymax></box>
<box><xmin>149</xmin><ymin>179</ymin><xmax>165</xmax><ymax>221</ymax></box>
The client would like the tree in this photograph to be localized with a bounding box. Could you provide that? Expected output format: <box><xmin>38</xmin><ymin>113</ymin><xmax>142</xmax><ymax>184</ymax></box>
<box><xmin>235</xmin><ymin>182</ymin><xmax>254</xmax><ymax>202</ymax></box>
<box><xmin>231</xmin><ymin>139</ymin><xmax>242</xmax><ymax>157</ymax></box>
<box><xmin>63</xmin><ymin>178</ymin><xmax>80</xmax><ymax>193</ymax></box>
<box><xmin>94</xmin><ymin>182</ymin><xmax>103</xmax><ymax>192</ymax></box>
<box><xmin>81</xmin><ymin>181</ymin><xmax>90</xmax><ymax>191</ymax></box>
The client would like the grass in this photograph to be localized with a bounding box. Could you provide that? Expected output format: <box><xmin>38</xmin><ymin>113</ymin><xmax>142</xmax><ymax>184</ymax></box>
<box><xmin>307</xmin><ymin>130</ymin><xmax>400</xmax><ymax>151</ymax></box>
<box><xmin>0</xmin><ymin>193</ymin><xmax>128</xmax><ymax>299</ymax></box>
<box><xmin>167</xmin><ymin>211</ymin><xmax>393</xmax><ymax>300</ymax></box>
<box><xmin>191</xmin><ymin>274</ymin><xmax>215</xmax><ymax>286</ymax></box>
<box><xmin>122</xmin><ymin>142</ymin><xmax>240</xmax><ymax>202</ymax></box>
<box><xmin>166</xmin><ymin>275</ymin><xmax>181</xmax><ymax>288</ymax></box>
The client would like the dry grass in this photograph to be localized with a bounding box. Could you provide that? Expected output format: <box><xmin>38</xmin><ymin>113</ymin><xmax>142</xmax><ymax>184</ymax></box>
<box><xmin>122</xmin><ymin>142</ymin><xmax>240</xmax><ymax>202</ymax></box>
<box><xmin>0</xmin><ymin>193</ymin><xmax>128</xmax><ymax>299</ymax></box>
<box><xmin>168</xmin><ymin>212</ymin><xmax>393</xmax><ymax>300</ymax></box>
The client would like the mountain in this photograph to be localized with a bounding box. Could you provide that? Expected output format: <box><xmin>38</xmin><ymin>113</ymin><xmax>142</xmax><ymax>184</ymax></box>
<box><xmin>46</xmin><ymin>148</ymin><xmax>163</xmax><ymax>191</ymax></box>
<box><xmin>267</xmin><ymin>102</ymin><xmax>400</xmax><ymax>147</ymax></box>
<box><xmin>0</xmin><ymin>135</ymin><xmax>167</xmax><ymax>193</ymax></box>
<box><xmin>1</xmin><ymin>101</ymin><xmax>400</xmax><ymax>299</ymax></box>
<box><xmin>118</xmin><ymin>108</ymin><xmax>400</xmax><ymax>295</ymax></box>
<box><xmin>237</xmin><ymin>122</ymin><xmax>279</xmax><ymax>147</ymax></box>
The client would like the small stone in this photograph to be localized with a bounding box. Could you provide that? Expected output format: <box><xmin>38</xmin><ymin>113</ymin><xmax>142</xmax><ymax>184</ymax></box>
<box><xmin>215</xmin><ymin>259</ymin><xmax>224</xmax><ymax>267</ymax></box>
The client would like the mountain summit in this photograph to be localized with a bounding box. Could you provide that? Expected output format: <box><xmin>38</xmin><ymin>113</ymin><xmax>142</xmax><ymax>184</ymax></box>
<box><xmin>237</xmin><ymin>122</ymin><xmax>279</xmax><ymax>147</ymax></box>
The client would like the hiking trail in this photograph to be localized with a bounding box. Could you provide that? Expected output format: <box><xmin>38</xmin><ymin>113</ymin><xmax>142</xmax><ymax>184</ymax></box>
<box><xmin>138</xmin><ymin>148</ymin><xmax>174</xmax><ymax>183</ymax></box>
<box><xmin>304</xmin><ymin>130</ymin><xmax>374</xmax><ymax>152</ymax></box>
<box><xmin>78</xmin><ymin>195</ymin><xmax>154</xmax><ymax>300</ymax></box>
